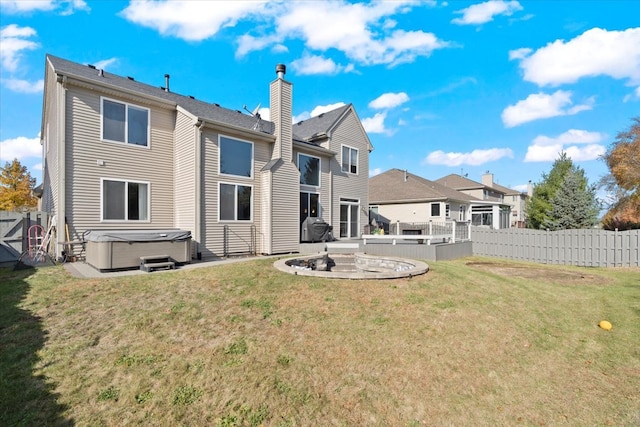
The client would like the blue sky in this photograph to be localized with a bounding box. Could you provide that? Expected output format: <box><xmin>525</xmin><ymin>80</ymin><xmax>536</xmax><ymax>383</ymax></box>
<box><xmin>1</xmin><ymin>0</ymin><xmax>639</xmax><ymax>199</ymax></box>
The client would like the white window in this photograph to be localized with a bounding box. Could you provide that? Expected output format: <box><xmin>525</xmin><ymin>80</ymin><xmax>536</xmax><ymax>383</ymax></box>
<box><xmin>219</xmin><ymin>136</ymin><xmax>253</xmax><ymax>178</ymax></box>
<box><xmin>298</xmin><ymin>153</ymin><xmax>320</xmax><ymax>187</ymax></box>
<box><xmin>341</xmin><ymin>145</ymin><xmax>358</xmax><ymax>174</ymax></box>
<box><xmin>219</xmin><ymin>183</ymin><xmax>252</xmax><ymax>221</ymax></box>
<box><xmin>101</xmin><ymin>178</ymin><xmax>149</xmax><ymax>221</ymax></box>
<box><xmin>101</xmin><ymin>97</ymin><xmax>149</xmax><ymax>146</ymax></box>
<box><xmin>459</xmin><ymin>205</ymin><xmax>467</xmax><ymax>221</ymax></box>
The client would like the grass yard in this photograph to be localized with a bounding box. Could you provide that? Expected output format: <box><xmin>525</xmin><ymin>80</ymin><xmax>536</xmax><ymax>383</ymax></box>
<box><xmin>1</xmin><ymin>256</ymin><xmax>639</xmax><ymax>426</ymax></box>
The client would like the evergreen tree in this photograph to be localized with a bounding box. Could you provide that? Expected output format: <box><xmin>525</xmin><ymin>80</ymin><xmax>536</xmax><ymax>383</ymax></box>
<box><xmin>0</xmin><ymin>159</ymin><xmax>38</xmax><ymax>211</ymax></box>
<box><xmin>542</xmin><ymin>170</ymin><xmax>600</xmax><ymax>230</ymax></box>
<box><xmin>525</xmin><ymin>152</ymin><xmax>588</xmax><ymax>229</ymax></box>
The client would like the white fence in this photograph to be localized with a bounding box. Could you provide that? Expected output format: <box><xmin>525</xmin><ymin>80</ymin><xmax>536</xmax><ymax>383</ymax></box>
<box><xmin>471</xmin><ymin>227</ymin><xmax>639</xmax><ymax>268</ymax></box>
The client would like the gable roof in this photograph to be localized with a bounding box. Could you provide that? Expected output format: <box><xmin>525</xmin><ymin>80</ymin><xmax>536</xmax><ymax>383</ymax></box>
<box><xmin>369</xmin><ymin>169</ymin><xmax>481</xmax><ymax>204</ymax></box>
<box><xmin>45</xmin><ymin>54</ymin><xmax>363</xmax><ymax>149</ymax></box>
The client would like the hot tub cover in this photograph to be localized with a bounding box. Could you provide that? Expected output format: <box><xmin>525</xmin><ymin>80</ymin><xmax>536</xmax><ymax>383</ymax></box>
<box><xmin>84</xmin><ymin>229</ymin><xmax>191</xmax><ymax>242</ymax></box>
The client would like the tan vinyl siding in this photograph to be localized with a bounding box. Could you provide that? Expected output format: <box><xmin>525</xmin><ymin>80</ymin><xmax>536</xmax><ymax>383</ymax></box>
<box><xmin>269</xmin><ymin>161</ymin><xmax>300</xmax><ymax>254</ymax></box>
<box><xmin>200</xmin><ymin>129</ymin><xmax>271</xmax><ymax>258</ymax></box>
<box><xmin>174</xmin><ymin>111</ymin><xmax>196</xmax><ymax>233</ymax></box>
<box><xmin>328</xmin><ymin>110</ymin><xmax>369</xmax><ymax>237</ymax></box>
<box><xmin>63</xmin><ymin>86</ymin><xmax>175</xmax><ymax>240</ymax></box>
<box><xmin>42</xmin><ymin>64</ymin><xmax>60</xmax><ymax>216</ymax></box>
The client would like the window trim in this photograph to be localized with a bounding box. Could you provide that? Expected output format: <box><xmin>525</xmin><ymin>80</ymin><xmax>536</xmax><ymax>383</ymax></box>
<box><xmin>297</xmin><ymin>152</ymin><xmax>321</xmax><ymax>188</ymax></box>
<box><xmin>100</xmin><ymin>177</ymin><xmax>151</xmax><ymax>223</ymax></box>
<box><xmin>218</xmin><ymin>181</ymin><xmax>253</xmax><ymax>222</ymax></box>
<box><xmin>218</xmin><ymin>134</ymin><xmax>254</xmax><ymax>179</ymax></box>
<box><xmin>100</xmin><ymin>96</ymin><xmax>150</xmax><ymax>148</ymax></box>
<box><xmin>341</xmin><ymin>144</ymin><xmax>359</xmax><ymax>175</ymax></box>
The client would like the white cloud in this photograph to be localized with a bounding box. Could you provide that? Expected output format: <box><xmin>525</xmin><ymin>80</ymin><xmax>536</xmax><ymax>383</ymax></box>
<box><xmin>290</xmin><ymin>53</ymin><xmax>354</xmax><ymax>76</ymax></box>
<box><xmin>0</xmin><ymin>0</ymin><xmax>89</xmax><ymax>14</ymax></box>
<box><xmin>292</xmin><ymin>102</ymin><xmax>347</xmax><ymax>124</ymax></box>
<box><xmin>532</xmin><ymin>129</ymin><xmax>605</xmax><ymax>146</ymax></box>
<box><xmin>131</xmin><ymin>1</ymin><xmax>449</xmax><ymax>68</ymax></box>
<box><xmin>5</xmin><ymin>78</ymin><xmax>44</xmax><ymax>93</ymax></box>
<box><xmin>423</xmin><ymin>148</ymin><xmax>514</xmax><ymax>166</ymax></box>
<box><xmin>452</xmin><ymin>1</ymin><xmax>522</xmax><ymax>25</ymax></box>
<box><xmin>0</xmin><ymin>136</ymin><xmax>42</xmax><ymax>162</ymax></box>
<box><xmin>274</xmin><ymin>1</ymin><xmax>450</xmax><ymax>66</ymax></box>
<box><xmin>501</xmin><ymin>90</ymin><xmax>593</xmax><ymax>127</ymax></box>
<box><xmin>120</xmin><ymin>0</ymin><xmax>268</xmax><ymax>41</ymax></box>
<box><xmin>369</xmin><ymin>168</ymin><xmax>382</xmax><ymax>177</ymax></box>
<box><xmin>524</xmin><ymin>129</ymin><xmax>606</xmax><ymax>162</ymax></box>
<box><xmin>361</xmin><ymin>112</ymin><xmax>387</xmax><ymax>134</ymax></box>
<box><xmin>368</xmin><ymin>92</ymin><xmax>409</xmax><ymax>109</ymax></box>
<box><xmin>512</xmin><ymin>27</ymin><xmax>640</xmax><ymax>87</ymax></box>
<box><xmin>94</xmin><ymin>57</ymin><xmax>118</xmax><ymax>71</ymax></box>
<box><xmin>0</xmin><ymin>24</ymin><xmax>38</xmax><ymax>72</ymax></box>
<box><xmin>0</xmin><ymin>0</ymin><xmax>56</xmax><ymax>13</ymax></box>
<box><xmin>623</xmin><ymin>86</ymin><xmax>640</xmax><ymax>102</ymax></box>
<box><xmin>310</xmin><ymin>103</ymin><xmax>346</xmax><ymax>117</ymax></box>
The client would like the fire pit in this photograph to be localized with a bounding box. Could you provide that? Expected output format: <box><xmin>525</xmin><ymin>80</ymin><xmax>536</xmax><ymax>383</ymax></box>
<box><xmin>274</xmin><ymin>252</ymin><xmax>428</xmax><ymax>280</ymax></box>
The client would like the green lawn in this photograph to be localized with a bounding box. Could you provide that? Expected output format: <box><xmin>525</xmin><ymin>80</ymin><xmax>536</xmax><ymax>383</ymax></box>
<box><xmin>1</xmin><ymin>257</ymin><xmax>639</xmax><ymax>426</ymax></box>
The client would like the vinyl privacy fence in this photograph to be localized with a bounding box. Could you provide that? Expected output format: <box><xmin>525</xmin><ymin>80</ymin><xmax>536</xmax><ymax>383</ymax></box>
<box><xmin>471</xmin><ymin>227</ymin><xmax>639</xmax><ymax>268</ymax></box>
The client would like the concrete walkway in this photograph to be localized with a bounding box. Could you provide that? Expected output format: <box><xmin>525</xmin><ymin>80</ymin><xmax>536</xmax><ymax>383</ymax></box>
<box><xmin>63</xmin><ymin>255</ymin><xmax>277</xmax><ymax>279</ymax></box>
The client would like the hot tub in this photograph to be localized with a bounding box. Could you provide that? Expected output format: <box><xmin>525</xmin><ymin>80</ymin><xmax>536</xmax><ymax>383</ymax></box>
<box><xmin>84</xmin><ymin>229</ymin><xmax>191</xmax><ymax>271</ymax></box>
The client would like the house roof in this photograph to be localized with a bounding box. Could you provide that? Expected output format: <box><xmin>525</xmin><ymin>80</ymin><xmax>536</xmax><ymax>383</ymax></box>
<box><xmin>292</xmin><ymin>104</ymin><xmax>351</xmax><ymax>141</ymax></box>
<box><xmin>436</xmin><ymin>173</ymin><xmax>523</xmax><ymax>196</ymax></box>
<box><xmin>45</xmin><ymin>54</ymin><xmax>356</xmax><ymax>150</ymax></box>
<box><xmin>435</xmin><ymin>174</ymin><xmax>487</xmax><ymax>191</ymax></box>
<box><xmin>369</xmin><ymin>169</ymin><xmax>481</xmax><ymax>204</ymax></box>
<box><xmin>489</xmin><ymin>182</ymin><xmax>523</xmax><ymax>196</ymax></box>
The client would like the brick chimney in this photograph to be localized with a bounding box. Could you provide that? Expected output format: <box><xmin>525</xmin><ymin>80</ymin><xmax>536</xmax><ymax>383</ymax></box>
<box><xmin>270</xmin><ymin>64</ymin><xmax>292</xmax><ymax>162</ymax></box>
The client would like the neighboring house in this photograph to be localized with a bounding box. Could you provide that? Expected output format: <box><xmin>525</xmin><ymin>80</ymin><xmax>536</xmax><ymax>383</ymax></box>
<box><xmin>40</xmin><ymin>55</ymin><xmax>372</xmax><ymax>260</ymax></box>
<box><xmin>369</xmin><ymin>169</ymin><xmax>499</xmax><ymax>228</ymax></box>
<box><xmin>480</xmin><ymin>172</ymin><xmax>530</xmax><ymax>228</ymax></box>
<box><xmin>435</xmin><ymin>173</ymin><xmax>512</xmax><ymax>229</ymax></box>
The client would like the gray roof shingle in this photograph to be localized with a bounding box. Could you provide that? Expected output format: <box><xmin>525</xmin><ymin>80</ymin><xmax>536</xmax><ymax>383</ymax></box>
<box><xmin>370</xmin><ymin>169</ymin><xmax>480</xmax><ymax>204</ymax></box>
<box><xmin>47</xmin><ymin>54</ymin><xmax>352</xmax><ymax>143</ymax></box>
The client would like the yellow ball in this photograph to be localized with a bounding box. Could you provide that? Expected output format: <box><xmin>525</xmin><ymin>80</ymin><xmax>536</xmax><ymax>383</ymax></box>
<box><xmin>599</xmin><ymin>320</ymin><xmax>612</xmax><ymax>331</ymax></box>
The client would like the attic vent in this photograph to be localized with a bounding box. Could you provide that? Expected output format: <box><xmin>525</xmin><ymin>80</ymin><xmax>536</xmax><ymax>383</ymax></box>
<box><xmin>127</xmin><ymin>76</ymin><xmax>134</xmax><ymax>81</ymax></box>
<box><xmin>214</xmin><ymin>103</ymin><xmax>220</xmax><ymax>107</ymax></box>
<box><xmin>236</xmin><ymin>110</ymin><xmax>242</xmax><ymax>114</ymax></box>
<box><xmin>88</xmin><ymin>64</ymin><xmax>96</xmax><ymax>69</ymax></box>
<box><xmin>188</xmin><ymin>95</ymin><xmax>194</xmax><ymax>99</ymax></box>
<box><xmin>318</xmin><ymin>113</ymin><xmax>324</xmax><ymax>117</ymax></box>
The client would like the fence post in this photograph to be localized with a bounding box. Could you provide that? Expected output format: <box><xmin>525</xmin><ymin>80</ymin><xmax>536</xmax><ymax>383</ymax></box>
<box><xmin>451</xmin><ymin>221</ymin><xmax>456</xmax><ymax>243</ymax></box>
<box><xmin>429</xmin><ymin>220</ymin><xmax>433</xmax><ymax>236</ymax></box>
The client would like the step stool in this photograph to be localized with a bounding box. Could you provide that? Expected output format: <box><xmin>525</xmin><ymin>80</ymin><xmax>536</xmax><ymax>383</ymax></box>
<box><xmin>140</xmin><ymin>255</ymin><xmax>175</xmax><ymax>272</ymax></box>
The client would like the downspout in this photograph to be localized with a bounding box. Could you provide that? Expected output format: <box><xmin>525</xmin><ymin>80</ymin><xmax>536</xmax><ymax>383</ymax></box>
<box><xmin>56</xmin><ymin>74</ymin><xmax>67</xmax><ymax>260</ymax></box>
<box><xmin>329</xmin><ymin>167</ymin><xmax>333</xmax><ymax>230</ymax></box>
<box><xmin>195</xmin><ymin>120</ymin><xmax>204</xmax><ymax>259</ymax></box>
